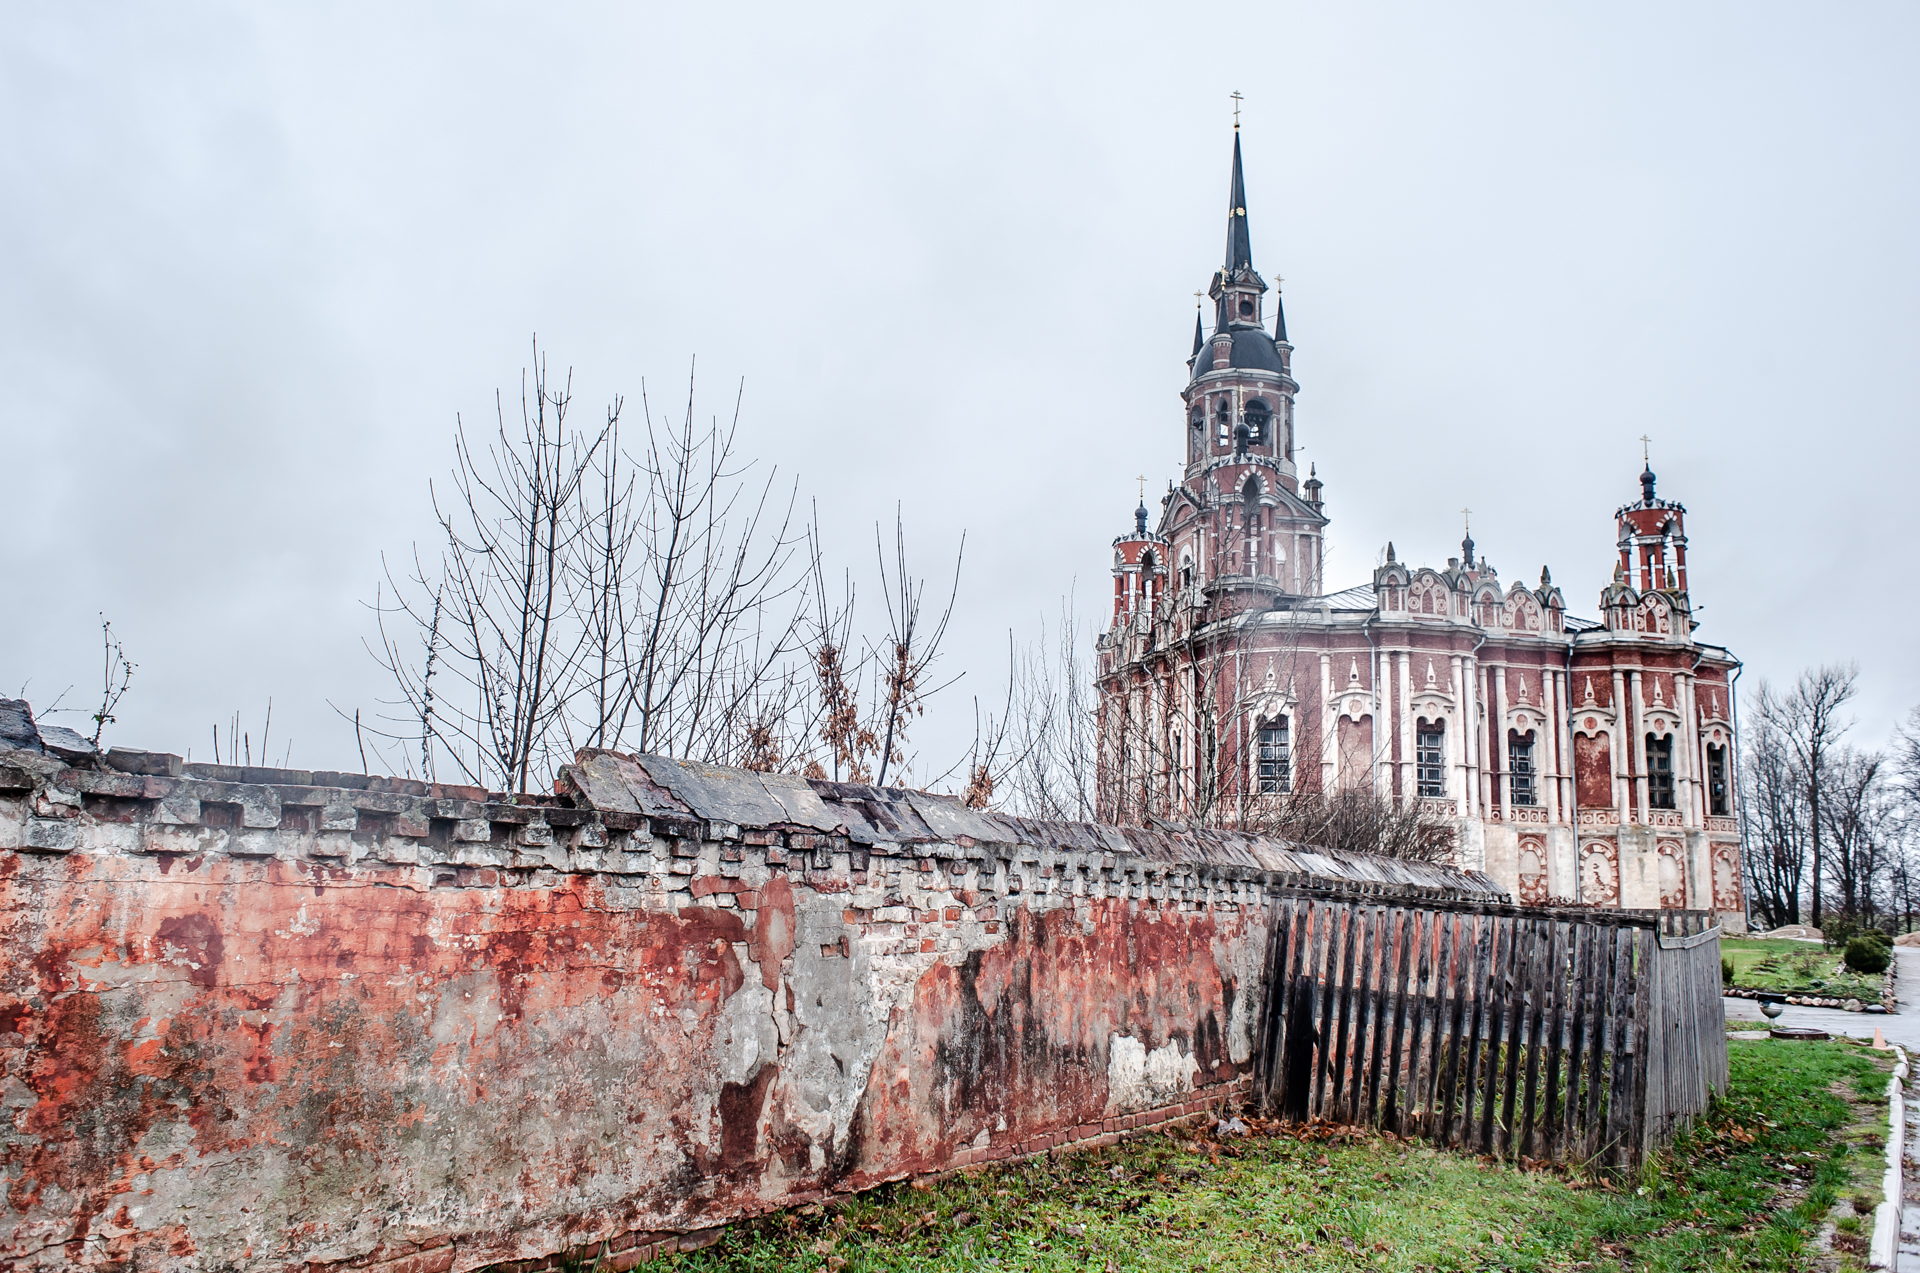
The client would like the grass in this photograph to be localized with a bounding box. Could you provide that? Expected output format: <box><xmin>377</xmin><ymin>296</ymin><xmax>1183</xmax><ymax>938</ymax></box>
<box><xmin>1721</xmin><ymin>937</ymin><xmax>1884</xmax><ymax>1000</ymax></box>
<box><xmin>630</xmin><ymin>1039</ymin><xmax>1896</xmax><ymax>1273</ymax></box>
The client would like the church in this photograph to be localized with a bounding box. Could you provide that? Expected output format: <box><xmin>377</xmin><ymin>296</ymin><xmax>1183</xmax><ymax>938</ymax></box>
<box><xmin>1095</xmin><ymin>130</ymin><xmax>1745</xmax><ymax>928</ymax></box>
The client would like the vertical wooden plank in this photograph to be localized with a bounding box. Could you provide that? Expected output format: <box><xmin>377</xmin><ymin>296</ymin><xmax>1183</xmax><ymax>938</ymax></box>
<box><xmin>1435</xmin><ymin>912</ymin><xmax>1466</xmax><ymax>1147</ymax></box>
<box><xmin>1520</xmin><ymin>917</ymin><xmax>1552</xmax><ymax>1159</ymax></box>
<box><xmin>1440</xmin><ymin>912</ymin><xmax>1484</xmax><ymax>1148</ymax></box>
<box><xmin>1541</xmin><ymin>920</ymin><xmax>1569</xmax><ymax>1161</ymax></box>
<box><xmin>1475</xmin><ymin>914</ymin><xmax>1509</xmax><ymax>1153</ymax></box>
<box><xmin>1423</xmin><ymin>911</ymin><xmax>1460</xmax><ymax>1137</ymax></box>
<box><xmin>1632</xmin><ymin>928</ymin><xmax>1657</xmax><ymax>1163</ymax></box>
<box><xmin>1592</xmin><ymin>923</ymin><xmax>1617</xmax><ymax>1164</ymax></box>
<box><xmin>1363</xmin><ymin>907</ymin><xmax>1399</xmax><ymax>1124</ymax></box>
<box><xmin>1383</xmin><ymin>907</ymin><xmax>1420</xmax><ymax>1135</ymax></box>
<box><xmin>1497</xmin><ymin>919</ymin><xmax>1533</xmax><ymax>1158</ymax></box>
<box><xmin>1399</xmin><ymin>908</ymin><xmax>1433</xmax><ymax>1138</ymax></box>
<box><xmin>1329</xmin><ymin>902</ymin><xmax>1364</xmax><ymax>1122</ymax></box>
<box><xmin>1603</xmin><ymin>926</ymin><xmax>1639</xmax><ymax>1168</ymax></box>
<box><xmin>1585</xmin><ymin>923</ymin><xmax>1613</xmax><ymax>1161</ymax></box>
<box><xmin>1559</xmin><ymin>922</ymin><xmax>1589</xmax><ymax>1152</ymax></box>
<box><xmin>1274</xmin><ymin>898</ymin><xmax>1310</xmax><ymax>1117</ymax></box>
<box><xmin>1464</xmin><ymin>912</ymin><xmax>1501</xmax><ymax>1153</ymax></box>
<box><xmin>1347</xmin><ymin>906</ymin><xmax>1380</xmax><ymax>1123</ymax></box>
<box><xmin>1311</xmin><ymin>902</ymin><xmax>1343</xmax><ymax>1120</ymax></box>
<box><xmin>1281</xmin><ymin>899</ymin><xmax>1319</xmax><ymax>1123</ymax></box>
<box><xmin>1252</xmin><ymin>897</ymin><xmax>1286</xmax><ymax>1112</ymax></box>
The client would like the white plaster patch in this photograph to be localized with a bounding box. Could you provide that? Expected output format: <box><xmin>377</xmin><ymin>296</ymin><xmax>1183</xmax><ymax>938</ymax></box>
<box><xmin>712</xmin><ymin>975</ymin><xmax>777</xmax><ymax>1086</ymax></box>
<box><xmin>1105</xmin><ymin>1033</ymin><xmax>1200</xmax><ymax>1113</ymax></box>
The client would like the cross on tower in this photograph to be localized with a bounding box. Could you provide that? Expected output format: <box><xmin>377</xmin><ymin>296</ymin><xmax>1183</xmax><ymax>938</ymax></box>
<box><xmin>1230</xmin><ymin>91</ymin><xmax>1243</xmax><ymax>129</ymax></box>
<box><xmin>1137</xmin><ymin>475</ymin><xmax>1148</xmax><ymax>502</ymax></box>
<box><xmin>1462</xmin><ymin>507</ymin><xmax>1472</xmax><ymax>535</ymax></box>
<box><xmin>1640</xmin><ymin>434</ymin><xmax>1651</xmax><ymax>465</ymax></box>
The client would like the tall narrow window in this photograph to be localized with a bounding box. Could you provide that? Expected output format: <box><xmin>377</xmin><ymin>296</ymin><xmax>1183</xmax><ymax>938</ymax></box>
<box><xmin>1706</xmin><ymin>743</ymin><xmax>1729</xmax><ymax>816</ymax></box>
<box><xmin>1257</xmin><ymin>719</ymin><xmax>1290</xmax><ymax>794</ymax></box>
<box><xmin>1508</xmin><ymin>733</ymin><xmax>1536</xmax><ymax>806</ymax></box>
<box><xmin>1646</xmin><ymin>734</ymin><xmax>1675</xmax><ymax>810</ymax></box>
<box><xmin>1416</xmin><ymin>723</ymin><xmax>1447</xmax><ymax>798</ymax></box>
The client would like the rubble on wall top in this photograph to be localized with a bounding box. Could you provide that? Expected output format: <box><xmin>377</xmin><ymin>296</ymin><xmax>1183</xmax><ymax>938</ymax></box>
<box><xmin>0</xmin><ymin>699</ymin><xmax>1500</xmax><ymax>901</ymax></box>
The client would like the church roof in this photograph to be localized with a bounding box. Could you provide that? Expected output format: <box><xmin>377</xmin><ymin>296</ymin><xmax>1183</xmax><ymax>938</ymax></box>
<box><xmin>1321</xmin><ymin>583</ymin><xmax>1378</xmax><ymax>610</ymax></box>
<box><xmin>1226</xmin><ymin>131</ymin><xmax>1253</xmax><ymax>273</ymax></box>
<box><xmin>1190</xmin><ymin>327</ymin><xmax>1288</xmax><ymax>379</ymax></box>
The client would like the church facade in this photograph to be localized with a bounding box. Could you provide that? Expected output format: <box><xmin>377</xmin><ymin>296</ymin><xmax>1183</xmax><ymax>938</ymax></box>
<box><xmin>1095</xmin><ymin>132</ymin><xmax>1745</xmax><ymax>927</ymax></box>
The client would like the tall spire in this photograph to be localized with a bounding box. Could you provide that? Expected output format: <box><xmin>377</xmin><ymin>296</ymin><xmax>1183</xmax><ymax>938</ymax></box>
<box><xmin>1272</xmin><ymin>291</ymin><xmax>1287</xmax><ymax>343</ymax></box>
<box><xmin>1191</xmin><ymin>309</ymin><xmax>1205</xmax><ymax>357</ymax></box>
<box><xmin>1225</xmin><ymin>131</ymin><xmax>1252</xmax><ymax>273</ymax></box>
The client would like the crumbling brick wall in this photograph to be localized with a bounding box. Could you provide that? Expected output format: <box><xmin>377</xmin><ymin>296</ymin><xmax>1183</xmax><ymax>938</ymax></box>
<box><xmin>0</xmin><ymin>728</ymin><xmax>1499</xmax><ymax>1272</ymax></box>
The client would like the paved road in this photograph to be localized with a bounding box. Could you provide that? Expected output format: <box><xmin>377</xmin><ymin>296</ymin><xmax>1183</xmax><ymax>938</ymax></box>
<box><xmin>1722</xmin><ymin>945</ymin><xmax>1920</xmax><ymax>1048</ymax></box>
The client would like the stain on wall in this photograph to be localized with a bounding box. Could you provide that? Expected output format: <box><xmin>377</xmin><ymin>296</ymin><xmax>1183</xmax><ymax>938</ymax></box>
<box><xmin>0</xmin><ymin>742</ymin><xmax>1498</xmax><ymax>1272</ymax></box>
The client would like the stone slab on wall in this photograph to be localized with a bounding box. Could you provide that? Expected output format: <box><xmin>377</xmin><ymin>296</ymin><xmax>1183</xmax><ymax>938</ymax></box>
<box><xmin>0</xmin><ymin>744</ymin><xmax>1499</xmax><ymax>1272</ymax></box>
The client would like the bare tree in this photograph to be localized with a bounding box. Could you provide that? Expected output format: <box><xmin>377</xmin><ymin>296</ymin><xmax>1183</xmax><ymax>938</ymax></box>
<box><xmin>370</xmin><ymin>345</ymin><xmax>606</xmax><ymax>790</ymax></box>
<box><xmin>866</xmin><ymin>510</ymin><xmax>963</xmax><ymax>788</ymax></box>
<box><xmin>361</xmin><ymin>343</ymin><xmax>975</xmax><ymax>797</ymax></box>
<box><xmin>1739</xmin><ymin>701</ymin><xmax>1809</xmax><ymax>929</ymax></box>
<box><xmin>1003</xmin><ymin>600</ymin><xmax>1100</xmax><ymax>823</ymax></box>
<box><xmin>1822</xmin><ymin>746</ymin><xmax>1889</xmax><ymax>922</ymax></box>
<box><xmin>1756</xmin><ymin>664</ymin><xmax>1858</xmax><ymax>926</ymax></box>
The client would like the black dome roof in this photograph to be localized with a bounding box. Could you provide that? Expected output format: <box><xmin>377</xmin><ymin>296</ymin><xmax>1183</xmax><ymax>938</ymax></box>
<box><xmin>1189</xmin><ymin>326</ymin><xmax>1286</xmax><ymax>380</ymax></box>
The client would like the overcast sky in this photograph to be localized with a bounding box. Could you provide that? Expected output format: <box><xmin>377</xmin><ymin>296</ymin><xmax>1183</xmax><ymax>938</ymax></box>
<box><xmin>4</xmin><ymin>3</ymin><xmax>1916</xmax><ymax>783</ymax></box>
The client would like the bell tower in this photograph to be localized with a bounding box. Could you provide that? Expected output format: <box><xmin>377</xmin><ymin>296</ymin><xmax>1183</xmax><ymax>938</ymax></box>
<box><xmin>1175</xmin><ymin>128</ymin><xmax>1326</xmax><ymax>600</ymax></box>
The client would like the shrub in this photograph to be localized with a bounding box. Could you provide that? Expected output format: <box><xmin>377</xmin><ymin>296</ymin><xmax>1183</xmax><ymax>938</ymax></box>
<box><xmin>1862</xmin><ymin>928</ymin><xmax>1893</xmax><ymax>951</ymax></box>
<box><xmin>1722</xmin><ymin>956</ymin><xmax>1735</xmax><ymax>986</ymax></box>
<box><xmin>1844</xmin><ymin>936</ymin><xmax>1891</xmax><ymax>975</ymax></box>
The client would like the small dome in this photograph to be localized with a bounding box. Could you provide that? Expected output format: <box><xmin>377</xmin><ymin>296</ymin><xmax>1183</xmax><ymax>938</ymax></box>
<box><xmin>1190</xmin><ymin>327</ymin><xmax>1286</xmax><ymax>380</ymax></box>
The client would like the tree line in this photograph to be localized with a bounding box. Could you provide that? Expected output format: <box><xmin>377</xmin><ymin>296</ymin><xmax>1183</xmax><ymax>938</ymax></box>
<box><xmin>1741</xmin><ymin>663</ymin><xmax>1920</xmax><ymax>933</ymax></box>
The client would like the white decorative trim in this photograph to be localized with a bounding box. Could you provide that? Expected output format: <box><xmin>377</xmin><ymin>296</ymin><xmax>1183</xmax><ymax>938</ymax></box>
<box><xmin>1870</xmin><ymin>1046</ymin><xmax>1907</xmax><ymax>1271</ymax></box>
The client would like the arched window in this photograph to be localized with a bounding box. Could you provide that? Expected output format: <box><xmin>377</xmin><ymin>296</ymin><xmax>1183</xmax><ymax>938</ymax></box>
<box><xmin>1244</xmin><ymin>399</ymin><xmax>1271</xmax><ymax>444</ymax></box>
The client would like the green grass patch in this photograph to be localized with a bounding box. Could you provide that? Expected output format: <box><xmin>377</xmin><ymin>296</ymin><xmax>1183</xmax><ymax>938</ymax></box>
<box><xmin>1722</xmin><ymin>936</ymin><xmax>1884</xmax><ymax>999</ymax></box>
<box><xmin>638</xmin><ymin>1039</ymin><xmax>1894</xmax><ymax>1273</ymax></box>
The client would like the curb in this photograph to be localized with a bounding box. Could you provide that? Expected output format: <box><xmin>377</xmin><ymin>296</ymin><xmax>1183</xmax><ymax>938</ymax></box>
<box><xmin>1870</xmin><ymin>1044</ymin><xmax>1908</xmax><ymax>1269</ymax></box>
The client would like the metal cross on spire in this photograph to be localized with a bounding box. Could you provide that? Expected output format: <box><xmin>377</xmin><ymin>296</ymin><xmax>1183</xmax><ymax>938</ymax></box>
<box><xmin>1137</xmin><ymin>475</ymin><xmax>1149</xmax><ymax>503</ymax></box>
<box><xmin>1462</xmin><ymin>507</ymin><xmax>1472</xmax><ymax>535</ymax></box>
<box><xmin>1640</xmin><ymin>434</ymin><xmax>1651</xmax><ymax>465</ymax></box>
<box><xmin>1231</xmin><ymin>90</ymin><xmax>1243</xmax><ymax>130</ymax></box>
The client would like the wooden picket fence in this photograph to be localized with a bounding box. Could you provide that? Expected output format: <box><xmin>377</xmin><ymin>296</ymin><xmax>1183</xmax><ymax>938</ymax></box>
<box><xmin>1250</xmin><ymin>892</ymin><xmax>1727</xmax><ymax>1169</ymax></box>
